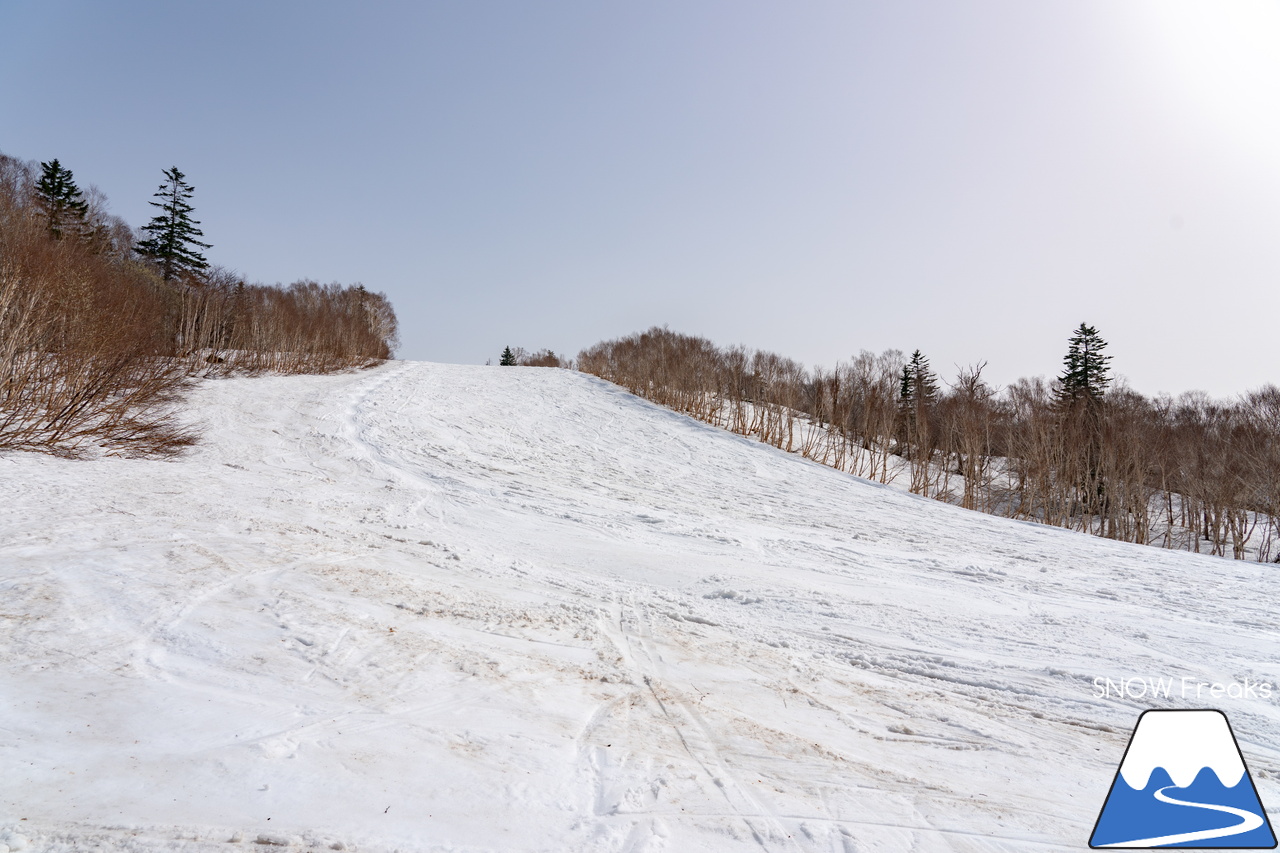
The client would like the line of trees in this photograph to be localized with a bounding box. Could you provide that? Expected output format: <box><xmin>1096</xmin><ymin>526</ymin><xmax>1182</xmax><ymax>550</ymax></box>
<box><xmin>498</xmin><ymin>345</ymin><xmax>571</xmax><ymax>368</ymax></box>
<box><xmin>577</xmin><ymin>326</ymin><xmax>1280</xmax><ymax>562</ymax></box>
<box><xmin>0</xmin><ymin>151</ymin><xmax>398</xmax><ymax>456</ymax></box>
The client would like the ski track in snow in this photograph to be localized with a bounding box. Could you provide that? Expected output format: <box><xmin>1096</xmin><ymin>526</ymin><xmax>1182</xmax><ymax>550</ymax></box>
<box><xmin>1</xmin><ymin>362</ymin><xmax>1277</xmax><ymax>852</ymax></box>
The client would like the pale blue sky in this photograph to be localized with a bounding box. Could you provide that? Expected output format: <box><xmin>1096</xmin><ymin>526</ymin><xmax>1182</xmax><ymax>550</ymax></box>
<box><xmin>3</xmin><ymin>1</ymin><xmax>1278</xmax><ymax>397</ymax></box>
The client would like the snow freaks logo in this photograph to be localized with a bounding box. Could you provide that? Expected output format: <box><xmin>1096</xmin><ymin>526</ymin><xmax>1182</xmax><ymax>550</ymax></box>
<box><xmin>1093</xmin><ymin>677</ymin><xmax>1273</xmax><ymax>701</ymax></box>
<box><xmin>1089</xmin><ymin>710</ymin><xmax>1276</xmax><ymax>848</ymax></box>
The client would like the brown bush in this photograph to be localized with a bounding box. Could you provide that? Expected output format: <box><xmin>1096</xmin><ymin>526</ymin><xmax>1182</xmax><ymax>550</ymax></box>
<box><xmin>0</xmin><ymin>150</ymin><xmax>400</xmax><ymax>456</ymax></box>
<box><xmin>0</xmin><ymin>154</ymin><xmax>192</xmax><ymax>456</ymax></box>
<box><xmin>579</xmin><ymin>326</ymin><xmax>1280</xmax><ymax>562</ymax></box>
<box><xmin>518</xmin><ymin>348</ymin><xmax>570</xmax><ymax>368</ymax></box>
<box><xmin>170</xmin><ymin>274</ymin><xmax>398</xmax><ymax>376</ymax></box>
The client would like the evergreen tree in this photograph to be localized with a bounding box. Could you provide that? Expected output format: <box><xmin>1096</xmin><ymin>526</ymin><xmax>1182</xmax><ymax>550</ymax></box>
<box><xmin>33</xmin><ymin>158</ymin><xmax>88</xmax><ymax>240</ymax></box>
<box><xmin>1055</xmin><ymin>323</ymin><xmax>1113</xmax><ymax>516</ymax></box>
<box><xmin>897</xmin><ymin>350</ymin><xmax>938</xmax><ymax>463</ymax></box>
<box><xmin>899</xmin><ymin>350</ymin><xmax>937</xmax><ymax>406</ymax></box>
<box><xmin>899</xmin><ymin>362</ymin><xmax>914</xmax><ymax>403</ymax></box>
<box><xmin>499</xmin><ymin>346</ymin><xmax>517</xmax><ymax>366</ymax></box>
<box><xmin>1057</xmin><ymin>323</ymin><xmax>1112</xmax><ymax>406</ymax></box>
<box><xmin>134</xmin><ymin>166</ymin><xmax>212</xmax><ymax>282</ymax></box>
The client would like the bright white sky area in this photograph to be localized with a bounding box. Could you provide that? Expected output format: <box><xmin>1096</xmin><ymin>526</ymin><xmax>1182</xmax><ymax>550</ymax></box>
<box><xmin>2</xmin><ymin>0</ymin><xmax>1278</xmax><ymax>397</ymax></box>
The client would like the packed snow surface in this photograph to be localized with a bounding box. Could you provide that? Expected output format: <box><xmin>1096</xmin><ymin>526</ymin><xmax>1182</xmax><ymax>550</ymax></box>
<box><xmin>2</xmin><ymin>362</ymin><xmax>1277</xmax><ymax>852</ymax></box>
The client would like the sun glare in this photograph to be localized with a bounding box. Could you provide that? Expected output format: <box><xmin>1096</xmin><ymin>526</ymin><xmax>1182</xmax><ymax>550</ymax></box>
<box><xmin>1132</xmin><ymin>0</ymin><xmax>1280</xmax><ymax>165</ymax></box>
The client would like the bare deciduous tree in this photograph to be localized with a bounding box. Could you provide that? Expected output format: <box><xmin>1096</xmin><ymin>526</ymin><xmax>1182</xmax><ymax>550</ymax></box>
<box><xmin>578</xmin><ymin>326</ymin><xmax>1280</xmax><ymax>562</ymax></box>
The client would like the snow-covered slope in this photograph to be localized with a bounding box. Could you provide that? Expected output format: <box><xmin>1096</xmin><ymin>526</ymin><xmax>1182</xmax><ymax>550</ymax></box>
<box><xmin>1</xmin><ymin>362</ymin><xmax>1277</xmax><ymax>852</ymax></box>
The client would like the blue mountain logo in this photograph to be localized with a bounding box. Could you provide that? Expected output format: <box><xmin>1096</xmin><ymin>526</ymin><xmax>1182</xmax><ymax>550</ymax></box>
<box><xmin>1091</xmin><ymin>709</ymin><xmax>1276</xmax><ymax>848</ymax></box>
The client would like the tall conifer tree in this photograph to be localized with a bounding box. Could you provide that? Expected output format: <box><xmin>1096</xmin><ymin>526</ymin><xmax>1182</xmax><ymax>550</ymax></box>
<box><xmin>897</xmin><ymin>349</ymin><xmax>938</xmax><ymax>463</ymax></box>
<box><xmin>901</xmin><ymin>350</ymin><xmax>938</xmax><ymax>404</ymax></box>
<box><xmin>1057</xmin><ymin>323</ymin><xmax>1112</xmax><ymax>407</ymax></box>
<box><xmin>1055</xmin><ymin>323</ymin><xmax>1113</xmax><ymax>516</ymax></box>
<box><xmin>134</xmin><ymin>166</ymin><xmax>212</xmax><ymax>282</ymax></box>
<box><xmin>34</xmin><ymin>158</ymin><xmax>89</xmax><ymax>240</ymax></box>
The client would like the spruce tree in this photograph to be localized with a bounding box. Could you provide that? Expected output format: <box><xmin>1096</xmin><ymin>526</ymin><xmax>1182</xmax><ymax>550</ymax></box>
<box><xmin>899</xmin><ymin>350</ymin><xmax>937</xmax><ymax>406</ymax></box>
<box><xmin>134</xmin><ymin>166</ymin><xmax>212</xmax><ymax>282</ymax></box>
<box><xmin>1057</xmin><ymin>323</ymin><xmax>1112</xmax><ymax>406</ymax></box>
<box><xmin>1056</xmin><ymin>323</ymin><xmax>1112</xmax><ymax>516</ymax></box>
<box><xmin>499</xmin><ymin>346</ymin><xmax>517</xmax><ymax>366</ymax></box>
<box><xmin>33</xmin><ymin>158</ymin><xmax>89</xmax><ymax>240</ymax></box>
<box><xmin>897</xmin><ymin>350</ymin><xmax>937</xmax><ymax>459</ymax></box>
